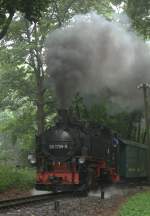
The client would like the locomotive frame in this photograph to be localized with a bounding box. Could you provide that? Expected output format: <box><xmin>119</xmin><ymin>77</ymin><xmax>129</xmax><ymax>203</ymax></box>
<box><xmin>35</xmin><ymin>109</ymin><xmax>120</xmax><ymax>192</ymax></box>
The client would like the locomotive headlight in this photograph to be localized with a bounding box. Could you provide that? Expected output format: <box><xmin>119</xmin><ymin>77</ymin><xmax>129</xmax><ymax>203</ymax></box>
<box><xmin>79</xmin><ymin>157</ymin><xmax>85</xmax><ymax>164</ymax></box>
<box><xmin>28</xmin><ymin>153</ymin><xmax>36</xmax><ymax>164</ymax></box>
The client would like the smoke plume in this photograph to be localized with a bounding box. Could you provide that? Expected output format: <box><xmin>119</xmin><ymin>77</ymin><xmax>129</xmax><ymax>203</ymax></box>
<box><xmin>46</xmin><ymin>12</ymin><xmax>150</xmax><ymax>109</ymax></box>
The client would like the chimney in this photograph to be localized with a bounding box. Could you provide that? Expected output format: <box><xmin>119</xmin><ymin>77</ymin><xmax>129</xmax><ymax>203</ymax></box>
<box><xmin>58</xmin><ymin>109</ymin><xmax>69</xmax><ymax>124</ymax></box>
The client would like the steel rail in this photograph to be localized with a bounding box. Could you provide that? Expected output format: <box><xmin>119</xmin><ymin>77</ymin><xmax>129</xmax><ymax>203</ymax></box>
<box><xmin>0</xmin><ymin>192</ymin><xmax>74</xmax><ymax>210</ymax></box>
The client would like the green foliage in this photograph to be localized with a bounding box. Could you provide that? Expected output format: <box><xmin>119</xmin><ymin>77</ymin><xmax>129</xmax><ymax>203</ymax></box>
<box><xmin>0</xmin><ymin>0</ymin><xmax>51</xmax><ymax>39</ymax></box>
<box><xmin>0</xmin><ymin>165</ymin><xmax>35</xmax><ymax>192</ymax></box>
<box><xmin>126</xmin><ymin>0</ymin><xmax>150</xmax><ymax>39</ymax></box>
<box><xmin>88</xmin><ymin>107</ymin><xmax>142</xmax><ymax>140</ymax></box>
<box><xmin>0</xmin><ymin>102</ymin><xmax>36</xmax><ymax>165</ymax></box>
<box><xmin>69</xmin><ymin>0</ymin><xmax>113</xmax><ymax>19</ymax></box>
<box><xmin>71</xmin><ymin>94</ymin><xmax>143</xmax><ymax>140</ymax></box>
<box><xmin>0</xmin><ymin>0</ymin><xmax>114</xmax><ymax>39</ymax></box>
<box><xmin>0</xmin><ymin>0</ymin><xmax>50</xmax><ymax>22</ymax></box>
<box><xmin>119</xmin><ymin>192</ymin><xmax>150</xmax><ymax>216</ymax></box>
<box><xmin>111</xmin><ymin>0</ymin><xmax>150</xmax><ymax>39</ymax></box>
<box><xmin>112</xmin><ymin>0</ymin><xmax>150</xmax><ymax>39</ymax></box>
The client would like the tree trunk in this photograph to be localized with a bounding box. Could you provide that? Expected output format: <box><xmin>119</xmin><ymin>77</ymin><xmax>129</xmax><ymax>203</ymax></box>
<box><xmin>25</xmin><ymin>20</ymin><xmax>45</xmax><ymax>136</ymax></box>
<box><xmin>36</xmin><ymin>71</ymin><xmax>45</xmax><ymax>135</ymax></box>
<box><xmin>127</xmin><ymin>118</ymin><xmax>133</xmax><ymax>139</ymax></box>
<box><xmin>136</xmin><ymin>115</ymin><xmax>141</xmax><ymax>142</ymax></box>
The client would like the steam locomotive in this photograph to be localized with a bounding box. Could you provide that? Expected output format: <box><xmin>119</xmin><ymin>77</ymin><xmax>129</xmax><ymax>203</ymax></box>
<box><xmin>35</xmin><ymin>109</ymin><xmax>121</xmax><ymax>192</ymax></box>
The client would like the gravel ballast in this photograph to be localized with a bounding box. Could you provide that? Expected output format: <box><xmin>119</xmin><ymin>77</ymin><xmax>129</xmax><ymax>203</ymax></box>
<box><xmin>0</xmin><ymin>186</ymin><xmax>148</xmax><ymax>216</ymax></box>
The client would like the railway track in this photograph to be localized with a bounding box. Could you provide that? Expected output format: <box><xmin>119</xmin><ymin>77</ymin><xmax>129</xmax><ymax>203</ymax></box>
<box><xmin>1</xmin><ymin>181</ymin><xmax>147</xmax><ymax>210</ymax></box>
<box><xmin>0</xmin><ymin>192</ymin><xmax>73</xmax><ymax>210</ymax></box>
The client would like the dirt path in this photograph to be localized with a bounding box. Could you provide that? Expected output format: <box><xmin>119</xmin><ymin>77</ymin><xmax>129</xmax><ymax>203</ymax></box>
<box><xmin>0</xmin><ymin>189</ymin><xmax>31</xmax><ymax>201</ymax></box>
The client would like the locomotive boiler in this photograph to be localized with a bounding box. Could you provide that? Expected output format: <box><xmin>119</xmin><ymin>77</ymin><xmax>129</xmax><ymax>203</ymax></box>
<box><xmin>35</xmin><ymin>109</ymin><xmax>120</xmax><ymax>192</ymax></box>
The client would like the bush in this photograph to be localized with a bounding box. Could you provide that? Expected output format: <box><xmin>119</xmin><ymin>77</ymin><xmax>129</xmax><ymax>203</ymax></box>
<box><xmin>0</xmin><ymin>165</ymin><xmax>35</xmax><ymax>192</ymax></box>
<box><xmin>119</xmin><ymin>191</ymin><xmax>150</xmax><ymax>216</ymax></box>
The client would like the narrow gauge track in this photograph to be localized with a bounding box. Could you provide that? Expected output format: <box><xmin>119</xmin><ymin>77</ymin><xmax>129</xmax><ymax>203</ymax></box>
<box><xmin>0</xmin><ymin>192</ymin><xmax>75</xmax><ymax>210</ymax></box>
<box><xmin>1</xmin><ymin>182</ymin><xmax>148</xmax><ymax>210</ymax></box>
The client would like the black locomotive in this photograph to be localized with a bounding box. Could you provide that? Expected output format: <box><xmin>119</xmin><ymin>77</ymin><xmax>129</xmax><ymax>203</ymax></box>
<box><xmin>35</xmin><ymin>109</ymin><xmax>120</xmax><ymax>192</ymax></box>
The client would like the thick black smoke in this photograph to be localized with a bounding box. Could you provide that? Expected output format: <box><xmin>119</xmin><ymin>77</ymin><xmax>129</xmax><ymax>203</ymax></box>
<box><xmin>46</xmin><ymin>12</ymin><xmax>150</xmax><ymax>109</ymax></box>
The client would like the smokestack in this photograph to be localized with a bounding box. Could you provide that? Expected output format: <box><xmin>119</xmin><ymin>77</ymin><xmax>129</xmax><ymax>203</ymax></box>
<box><xmin>58</xmin><ymin>109</ymin><xmax>69</xmax><ymax>124</ymax></box>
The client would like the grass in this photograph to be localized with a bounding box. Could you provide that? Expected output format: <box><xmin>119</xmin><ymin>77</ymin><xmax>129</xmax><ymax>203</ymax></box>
<box><xmin>0</xmin><ymin>165</ymin><xmax>35</xmax><ymax>192</ymax></box>
<box><xmin>119</xmin><ymin>191</ymin><xmax>150</xmax><ymax>216</ymax></box>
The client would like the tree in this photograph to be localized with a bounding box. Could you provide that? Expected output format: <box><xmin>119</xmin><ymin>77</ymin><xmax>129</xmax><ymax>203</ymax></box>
<box><xmin>0</xmin><ymin>0</ymin><xmax>117</xmax><ymax>165</ymax></box>
<box><xmin>126</xmin><ymin>0</ymin><xmax>150</xmax><ymax>39</ymax></box>
<box><xmin>0</xmin><ymin>0</ymin><xmax>50</xmax><ymax>39</ymax></box>
<box><xmin>11</xmin><ymin>0</ymin><xmax>113</xmax><ymax>135</ymax></box>
<box><xmin>112</xmin><ymin>0</ymin><xmax>150</xmax><ymax>39</ymax></box>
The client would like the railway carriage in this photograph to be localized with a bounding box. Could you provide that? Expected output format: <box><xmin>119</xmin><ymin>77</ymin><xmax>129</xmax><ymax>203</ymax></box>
<box><xmin>118</xmin><ymin>139</ymin><xmax>147</xmax><ymax>179</ymax></box>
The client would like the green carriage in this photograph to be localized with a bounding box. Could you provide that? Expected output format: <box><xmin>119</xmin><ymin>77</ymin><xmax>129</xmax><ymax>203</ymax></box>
<box><xmin>118</xmin><ymin>139</ymin><xmax>148</xmax><ymax>178</ymax></box>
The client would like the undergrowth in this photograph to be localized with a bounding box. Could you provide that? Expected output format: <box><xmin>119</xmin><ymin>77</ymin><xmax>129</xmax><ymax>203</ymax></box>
<box><xmin>119</xmin><ymin>191</ymin><xmax>150</xmax><ymax>216</ymax></box>
<box><xmin>0</xmin><ymin>165</ymin><xmax>35</xmax><ymax>192</ymax></box>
